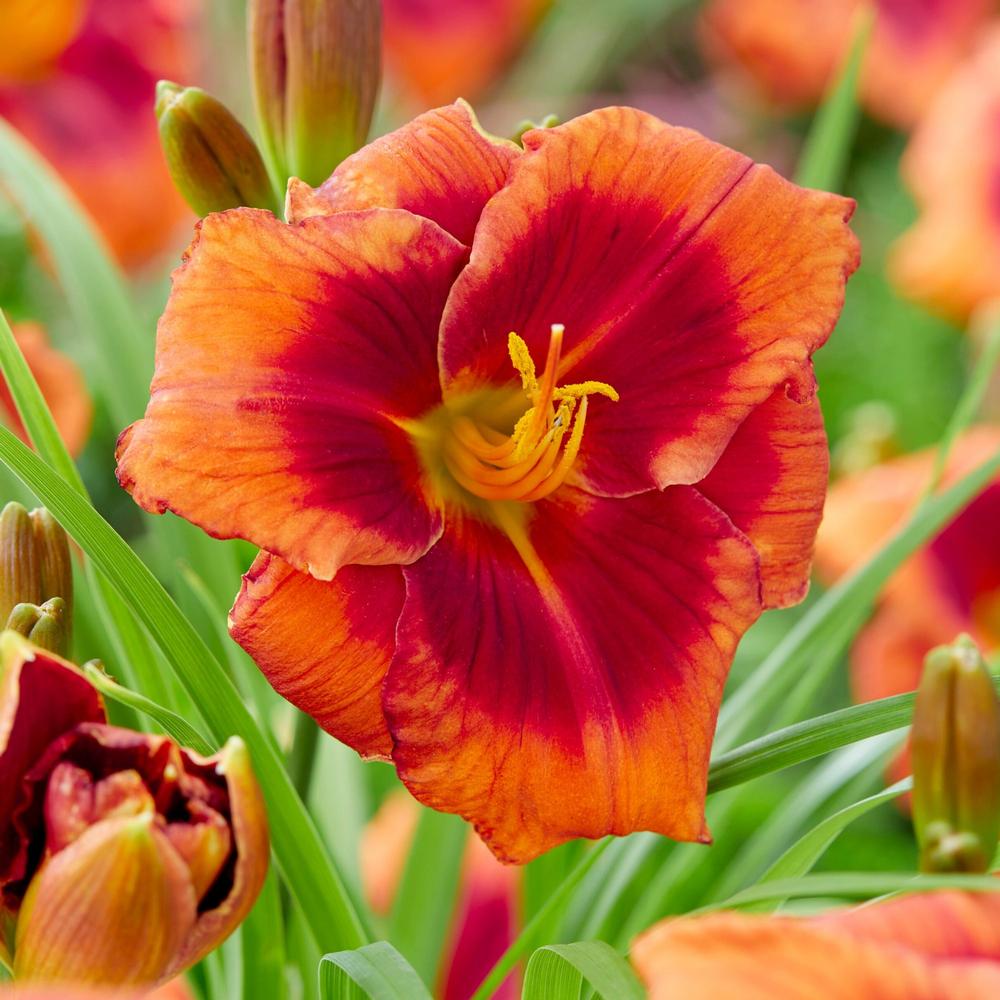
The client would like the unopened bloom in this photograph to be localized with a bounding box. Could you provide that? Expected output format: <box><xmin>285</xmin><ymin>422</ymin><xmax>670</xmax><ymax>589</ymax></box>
<box><xmin>632</xmin><ymin>890</ymin><xmax>1000</xmax><ymax>998</ymax></box>
<box><xmin>912</xmin><ymin>636</ymin><xmax>1000</xmax><ymax>874</ymax></box>
<box><xmin>248</xmin><ymin>0</ymin><xmax>381</xmax><ymax>187</ymax></box>
<box><xmin>890</xmin><ymin>30</ymin><xmax>1000</xmax><ymax>323</ymax></box>
<box><xmin>362</xmin><ymin>792</ymin><xmax>520</xmax><ymax>999</ymax></box>
<box><xmin>1</xmin><ymin>324</ymin><xmax>92</xmax><ymax>457</ymax></box>
<box><xmin>382</xmin><ymin>0</ymin><xmax>551</xmax><ymax>107</ymax></box>
<box><xmin>701</xmin><ymin>0</ymin><xmax>991</xmax><ymax>129</ymax></box>
<box><xmin>156</xmin><ymin>82</ymin><xmax>278</xmax><ymax>218</ymax></box>
<box><xmin>117</xmin><ymin>101</ymin><xmax>858</xmax><ymax>862</ymax></box>
<box><xmin>0</xmin><ymin>632</ymin><xmax>268</xmax><ymax>988</ymax></box>
<box><xmin>0</xmin><ymin>0</ymin><xmax>199</xmax><ymax>265</ymax></box>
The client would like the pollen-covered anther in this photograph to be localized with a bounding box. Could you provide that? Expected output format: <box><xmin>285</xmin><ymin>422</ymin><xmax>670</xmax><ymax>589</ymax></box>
<box><xmin>444</xmin><ymin>324</ymin><xmax>618</xmax><ymax>502</ymax></box>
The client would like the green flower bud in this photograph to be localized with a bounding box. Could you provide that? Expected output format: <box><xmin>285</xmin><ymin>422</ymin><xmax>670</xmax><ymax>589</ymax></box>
<box><xmin>912</xmin><ymin>634</ymin><xmax>1000</xmax><ymax>873</ymax></box>
<box><xmin>156</xmin><ymin>81</ymin><xmax>280</xmax><ymax>218</ymax></box>
<box><xmin>249</xmin><ymin>0</ymin><xmax>381</xmax><ymax>188</ymax></box>
<box><xmin>6</xmin><ymin>598</ymin><xmax>68</xmax><ymax>657</ymax></box>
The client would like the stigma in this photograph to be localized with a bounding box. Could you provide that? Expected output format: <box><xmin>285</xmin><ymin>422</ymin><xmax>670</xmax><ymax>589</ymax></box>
<box><xmin>444</xmin><ymin>324</ymin><xmax>618</xmax><ymax>503</ymax></box>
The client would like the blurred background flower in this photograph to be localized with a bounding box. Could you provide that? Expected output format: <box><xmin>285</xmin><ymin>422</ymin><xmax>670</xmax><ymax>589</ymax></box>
<box><xmin>0</xmin><ymin>0</ymin><xmax>199</xmax><ymax>267</ymax></box>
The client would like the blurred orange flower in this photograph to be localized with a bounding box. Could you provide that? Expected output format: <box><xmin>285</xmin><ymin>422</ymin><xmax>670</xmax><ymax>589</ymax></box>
<box><xmin>382</xmin><ymin>0</ymin><xmax>551</xmax><ymax>106</ymax></box>
<box><xmin>633</xmin><ymin>889</ymin><xmax>1000</xmax><ymax>998</ymax></box>
<box><xmin>891</xmin><ymin>30</ymin><xmax>1000</xmax><ymax>323</ymax></box>
<box><xmin>117</xmin><ymin>101</ymin><xmax>857</xmax><ymax>863</ymax></box>
<box><xmin>815</xmin><ymin>429</ymin><xmax>1000</xmax><ymax>718</ymax></box>
<box><xmin>0</xmin><ymin>0</ymin><xmax>199</xmax><ymax>266</ymax></box>
<box><xmin>2</xmin><ymin>323</ymin><xmax>92</xmax><ymax>457</ymax></box>
<box><xmin>700</xmin><ymin>0</ymin><xmax>992</xmax><ymax>128</ymax></box>
<box><xmin>362</xmin><ymin>792</ymin><xmax>520</xmax><ymax>1000</ymax></box>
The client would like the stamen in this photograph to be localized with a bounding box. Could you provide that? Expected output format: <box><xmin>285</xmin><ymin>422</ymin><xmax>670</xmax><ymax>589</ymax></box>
<box><xmin>444</xmin><ymin>324</ymin><xmax>617</xmax><ymax>503</ymax></box>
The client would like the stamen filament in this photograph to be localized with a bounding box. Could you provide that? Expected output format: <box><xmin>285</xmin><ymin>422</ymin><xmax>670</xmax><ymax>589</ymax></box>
<box><xmin>443</xmin><ymin>324</ymin><xmax>617</xmax><ymax>504</ymax></box>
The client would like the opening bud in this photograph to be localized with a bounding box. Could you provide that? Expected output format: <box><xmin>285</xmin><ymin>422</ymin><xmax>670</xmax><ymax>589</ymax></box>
<box><xmin>248</xmin><ymin>0</ymin><xmax>382</xmax><ymax>188</ymax></box>
<box><xmin>156</xmin><ymin>81</ymin><xmax>280</xmax><ymax>218</ymax></box>
<box><xmin>912</xmin><ymin>634</ymin><xmax>1000</xmax><ymax>873</ymax></box>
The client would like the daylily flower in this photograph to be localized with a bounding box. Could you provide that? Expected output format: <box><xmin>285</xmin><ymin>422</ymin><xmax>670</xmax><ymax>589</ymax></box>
<box><xmin>362</xmin><ymin>791</ymin><xmax>520</xmax><ymax>999</ymax></box>
<box><xmin>0</xmin><ymin>980</ymin><xmax>192</xmax><ymax>999</ymax></box>
<box><xmin>890</xmin><ymin>29</ymin><xmax>1000</xmax><ymax>323</ymax></box>
<box><xmin>0</xmin><ymin>632</ymin><xmax>268</xmax><ymax>987</ymax></box>
<box><xmin>700</xmin><ymin>0</ymin><xmax>992</xmax><ymax>128</ymax></box>
<box><xmin>815</xmin><ymin>428</ymin><xmax>1000</xmax><ymax>718</ymax></box>
<box><xmin>0</xmin><ymin>0</ymin><xmax>198</xmax><ymax>266</ymax></box>
<box><xmin>116</xmin><ymin>101</ymin><xmax>858</xmax><ymax>863</ymax></box>
<box><xmin>1</xmin><ymin>323</ymin><xmax>92</xmax><ymax>457</ymax></box>
<box><xmin>632</xmin><ymin>889</ymin><xmax>1000</xmax><ymax>998</ymax></box>
<box><xmin>382</xmin><ymin>0</ymin><xmax>552</xmax><ymax>106</ymax></box>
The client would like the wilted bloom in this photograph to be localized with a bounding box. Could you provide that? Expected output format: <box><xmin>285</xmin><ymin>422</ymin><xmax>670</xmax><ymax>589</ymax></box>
<box><xmin>700</xmin><ymin>0</ymin><xmax>992</xmax><ymax>129</ymax></box>
<box><xmin>116</xmin><ymin>101</ymin><xmax>858</xmax><ymax>862</ymax></box>
<box><xmin>912</xmin><ymin>635</ymin><xmax>1000</xmax><ymax>874</ymax></box>
<box><xmin>1</xmin><ymin>324</ymin><xmax>92</xmax><ymax>457</ymax></box>
<box><xmin>816</xmin><ymin>429</ymin><xmax>1000</xmax><ymax>718</ymax></box>
<box><xmin>0</xmin><ymin>0</ymin><xmax>198</xmax><ymax>266</ymax></box>
<box><xmin>362</xmin><ymin>792</ymin><xmax>520</xmax><ymax>999</ymax></box>
<box><xmin>248</xmin><ymin>0</ymin><xmax>381</xmax><ymax>187</ymax></box>
<box><xmin>382</xmin><ymin>0</ymin><xmax>552</xmax><ymax>107</ymax></box>
<box><xmin>0</xmin><ymin>632</ymin><xmax>268</xmax><ymax>987</ymax></box>
<box><xmin>632</xmin><ymin>890</ymin><xmax>1000</xmax><ymax>998</ymax></box>
<box><xmin>156</xmin><ymin>82</ymin><xmax>278</xmax><ymax>219</ymax></box>
<box><xmin>890</xmin><ymin>30</ymin><xmax>1000</xmax><ymax>324</ymax></box>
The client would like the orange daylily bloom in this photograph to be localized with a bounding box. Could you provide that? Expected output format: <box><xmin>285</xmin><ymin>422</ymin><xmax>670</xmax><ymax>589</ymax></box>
<box><xmin>891</xmin><ymin>29</ymin><xmax>1000</xmax><ymax>323</ymax></box>
<box><xmin>2</xmin><ymin>323</ymin><xmax>92</xmax><ymax>457</ymax></box>
<box><xmin>815</xmin><ymin>428</ymin><xmax>1000</xmax><ymax>713</ymax></box>
<box><xmin>116</xmin><ymin>101</ymin><xmax>858</xmax><ymax>863</ymax></box>
<box><xmin>700</xmin><ymin>0</ymin><xmax>992</xmax><ymax>128</ymax></box>
<box><xmin>0</xmin><ymin>632</ymin><xmax>268</xmax><ymax>988</ymax></box>
<box><xmin>382</xmin><ymin>0</ymin><xmax>551</xmax><ymax>106</ymax></box>
<box><xmin>633</xmin><ymin>889</ymin><xmax>1000</xmax><ymax>998</ymax></box>
<box><xmin>0</xmin><ymin>0</ymin><xmax>198</xmax><ymax>266</ymax></box>
<box><xmin>362</xmin><ymin>792</ymin><xmax>520</xmax><ymax>999</ymax></box>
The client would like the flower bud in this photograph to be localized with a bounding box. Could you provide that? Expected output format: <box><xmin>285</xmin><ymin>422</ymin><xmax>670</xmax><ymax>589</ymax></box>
<box><xmin>912</xmin><ymin>634</ymin><xmax>1000</xmax><ymax>873</ymax></box>
<box><xmin>249</xmin><ymin>0</ymin><xmax>381</xmax><ymax>187</ymax></box>
<box><xmin>156</xmin><ymin>82</ymin><xmax>279</xmax><ymax>218</ymax></box>
<box><xmin>5</xmin><ymin>598</ymin><xmax>68</xmax><ymax>656</ymax></box>
<box><xmin>0</xmin><ymin>503</ymin><xmax>72</xmax><ymax>633</ymax></box>
<box><xmin>0</xmin><ymin>636</ymin><xmax>269</xmax><ymax>988</ymax></box>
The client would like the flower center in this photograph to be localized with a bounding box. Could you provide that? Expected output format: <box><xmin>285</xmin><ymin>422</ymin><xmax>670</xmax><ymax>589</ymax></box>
<box><xmin>443</xmin><ymin>324</ymin><xmax>618</xmax><ymax>503</ymax></box>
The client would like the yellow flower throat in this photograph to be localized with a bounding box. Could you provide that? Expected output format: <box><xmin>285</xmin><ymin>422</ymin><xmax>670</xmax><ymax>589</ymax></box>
<box><xmin>442</xmin><ymin>324</ymin><xmax>618</xmax><ymax>503</ymax></box>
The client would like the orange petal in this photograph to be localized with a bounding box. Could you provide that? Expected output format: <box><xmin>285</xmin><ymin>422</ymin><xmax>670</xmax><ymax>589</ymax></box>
<box><xmin>13</xmin><ymin>813</ymin><xmax>197</xmax><ymax>987</ymax></box>
<box><xmin>2</xmin><ymin>324</ymin><xmax>92</xmax><ymax>457</ymax></box>
<box><xmin>167</xmin><ymin>737</ymin><xmax>270</xmax><ymax>977</ymax></box>
<box><xmin>0</xmin><ymin>634</ymin><xmax>105</xmax><ymax>854</ymax></box>
<box><xmin>385</xmin><ymin>486</ymin><xmax>762</xmax><ymax>863</ymax></box>
<box><xmin>698</xmin><ymin>379</ymin><xmax>828</xmax><ymax>608</ymax></box>
<box><xmin>286</xmin><ymin>101</ymin><xmax>519</xmax><ymax>246</ymax></box>
<box><xmin>439</xmin><ymin>106</ymin><xmax>857</xmax><ymax>498</ymax></box>
<box><xmin>632</xmin><ymin>903</ymin><xmax>1000</xmax><ymax>1000</ymax></box>
<box><xmin>381</xmin><ymin>0</ymin><xmax>551</xmax><ymax>106</ymax></box>
<box><xmin>229</xmin><ymin>552</ymin><xmax>402</xmax><ymax>759</ymax></box>
<box><xmin>116</xmin><ymin>208</ymin><xmax>468</xmax><ymax>579</ymax></box>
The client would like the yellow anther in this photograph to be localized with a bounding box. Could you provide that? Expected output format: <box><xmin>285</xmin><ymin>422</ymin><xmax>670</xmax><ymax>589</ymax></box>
<box><xmin>445</xmin><ymin>324</ymin><xmax>616</xmax><ymax>503</ymax></box>
<box><xmin>507</xmin><ymin>332</ymin><xmax>538</xmax><ymax>395</ymax></box>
